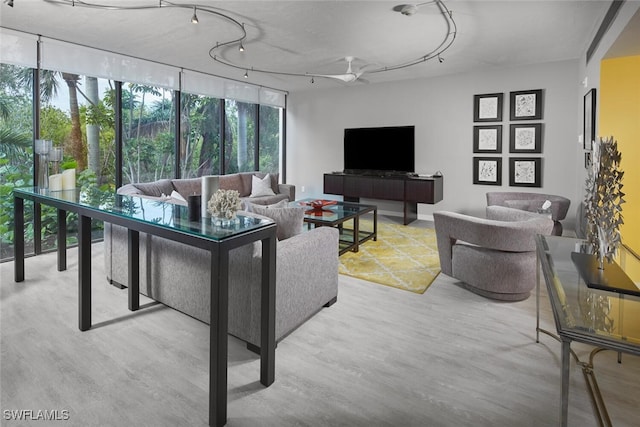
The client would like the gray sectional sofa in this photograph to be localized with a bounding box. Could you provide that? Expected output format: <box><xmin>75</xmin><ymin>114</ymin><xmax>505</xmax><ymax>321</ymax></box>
<box><xmin>117</xmin><ymin>171</ymin><xmax>295</xmax><ymax>207</ymax></box>
<box><xmin>104</xmin><ymin>173</ymin><xmax>339</xmax><ymax>350</ymax></box>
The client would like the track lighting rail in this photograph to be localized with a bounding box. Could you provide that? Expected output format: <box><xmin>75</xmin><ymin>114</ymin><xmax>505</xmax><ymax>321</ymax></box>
<box><xmin>42</xmin><ymin>0</ymin><xmax>457</xmax><ymax>84</ymax></box>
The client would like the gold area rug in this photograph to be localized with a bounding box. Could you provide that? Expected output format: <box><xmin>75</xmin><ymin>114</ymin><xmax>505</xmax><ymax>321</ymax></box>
<box><xmin>338</xmin><ymin>220</ymin><xmax>441</xmax><ymax>294</ymax></box>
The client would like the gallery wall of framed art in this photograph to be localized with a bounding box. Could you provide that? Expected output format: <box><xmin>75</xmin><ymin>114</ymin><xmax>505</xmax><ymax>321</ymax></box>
<box><xmin>472</xmin><ymin>89</ymin><xmax>544</xmax><ymax>188</ymax></box>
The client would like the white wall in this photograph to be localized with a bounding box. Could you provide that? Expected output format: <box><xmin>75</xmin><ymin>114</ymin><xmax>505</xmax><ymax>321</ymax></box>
<box><xmin>287</xmin><ymin>59</ymin><xmax>581</xmax><ymax>222</ymax></box>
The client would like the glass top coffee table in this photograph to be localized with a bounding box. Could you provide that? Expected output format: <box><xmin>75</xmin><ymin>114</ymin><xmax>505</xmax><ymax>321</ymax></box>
<box><xmin>292</xmin><ymin>199</ymin><xmax>377</xmax><ymax>255</ymax></box>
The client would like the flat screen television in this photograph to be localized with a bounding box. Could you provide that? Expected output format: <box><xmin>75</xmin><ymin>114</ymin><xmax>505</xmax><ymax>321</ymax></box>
<box><xmin>343</xmin><ymin>125</ymin><xmax>415</xmax><ymax>174</ymax></box>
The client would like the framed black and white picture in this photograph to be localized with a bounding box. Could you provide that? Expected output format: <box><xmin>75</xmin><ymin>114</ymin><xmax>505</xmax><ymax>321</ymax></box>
<box><xmin>473</xmin><ymin>93</ymin><xmax>503</xmax><ymax>122</ymax></box>
<box><xmin>509</xmin><ymin>123</ymin><xmax>542</xmax><ymax>153</ymax></box>
<box><xmin>473</xmin><ymin>157</ymin><xmax>502</xmax><ymax>185</ymax></box>
<box><xmin>510</xmin><ymin>89</ymin><xmax>543</xmax><ymax>121</ymax></box>
<box><xmin>473</xmin><ymin>125</ymin><xmax>502</xmax><ymax>153</ymax></box>
<box><xmin>509</xmin><ymin>157</ymin><xmax>541</xmax><ymax>187</ymax></box>
<box><xmin>583</xmin><ymin>88</ymin><xmax>596</xmax><ymax>150</ymax></box>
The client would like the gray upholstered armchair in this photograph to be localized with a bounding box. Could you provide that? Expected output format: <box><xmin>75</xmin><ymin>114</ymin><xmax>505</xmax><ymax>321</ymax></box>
<box><xmin>486</xmin><ymin>192</ymin><xmax>571</xmax><ymax>236</ymax></box>
<box><xmin>433</xmin><ymin>206</ymin><xmax>554</xmax><ymax>301</ymax></box>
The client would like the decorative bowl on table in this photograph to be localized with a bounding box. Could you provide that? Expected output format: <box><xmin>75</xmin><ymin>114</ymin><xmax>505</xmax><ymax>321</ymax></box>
<box><xmin>302</xmin><ymin>199</ymin><xmax>337</xmax><ymax>215</ymax></box>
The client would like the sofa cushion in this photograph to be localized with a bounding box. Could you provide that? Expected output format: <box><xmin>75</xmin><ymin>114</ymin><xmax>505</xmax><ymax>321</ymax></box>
<box><xmin>171</xmin><ymin>178</ymin><xmax>202</xmax><ymax>198</ymax></box>
<box><xmin>131</xmin><ymin>179</ymin><xmax>174</xmax><ymax>197</ymax></box>
<box><xmin>265</xmin><ymin>172</ymin><xmax>280</xmax><ymax>194</ymax></box>
<box><xmin>503</xmin><ymin>199</ymin><xmax>543</xmax><ymax>212</ymax></box>
<box><xmin>251</xmin><ymin>174</ymin><xmax>276</xmax><ymax>197</ymax></box>
<box><xmin>243</xmin><ymin>193</ymin><xmax>289</xmax><ymax>207</ymax></box>
<box><xmin>220</xmin><ymin>174</ymin><xmax>247</xmax><ymax>196</ymax></box>
<box><xmin>244</xmin><ymin>199</ymin><xmax>287</xmax><ymax>212</ymax></box>
<box><xmin>250</xmin><ymin>203</ymin><xmax>304</xmax><ymax>240</ymax></box>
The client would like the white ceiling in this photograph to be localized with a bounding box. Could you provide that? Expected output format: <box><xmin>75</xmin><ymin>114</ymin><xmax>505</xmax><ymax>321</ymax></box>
<box><xmin>0</xmin><ymin>0</ymin><xmax>624</xmax><ymax>92</ymax></box>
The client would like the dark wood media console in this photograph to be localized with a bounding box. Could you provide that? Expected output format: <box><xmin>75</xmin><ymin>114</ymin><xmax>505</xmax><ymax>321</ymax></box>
<box><xmin>324</xmin><ymin>173</ymin><xmax>443</xmax><ymax>225</ymax></box>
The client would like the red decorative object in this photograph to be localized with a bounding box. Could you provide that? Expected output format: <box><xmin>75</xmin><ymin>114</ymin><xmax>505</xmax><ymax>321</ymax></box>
<box><xmin>301</xmin><ymin>199</ymin><xmax>337</xmax><ymax>216</ymax></box>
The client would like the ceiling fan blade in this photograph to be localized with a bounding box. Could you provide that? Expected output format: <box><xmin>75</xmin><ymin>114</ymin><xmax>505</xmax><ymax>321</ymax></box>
<box><xmin>314</xmin><ymin>73</ymin><xmax>359</xmax><ymax>83</ymax></box>
<box><xmin>313</xmin><ymin>57</ymin><xmax>371</xmax><ymax>83</ymax></box>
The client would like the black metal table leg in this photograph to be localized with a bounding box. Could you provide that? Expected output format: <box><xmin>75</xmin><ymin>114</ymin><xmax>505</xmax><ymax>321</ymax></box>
<box><xmin>353</xmin><ymin>216</ymin><xmax>360</xmax><ymax>252</ymax></box>
<box><xmin>261</xmin><ymin>234</ymin><xmax>276</xmax><ymax>387</ymax></box>
<box><xmin>57</xmin><ymin>209</ymin><xmax>67</xmax><ymax>271</ymax></box>
<box><xmin>128</xmin><ymin>229</ymin><xmax>140</xmax><ymax>311</ymax></box>
<box><xmin>78</xmin><ymin>215</ymin><xmax>92</xmax><ymax>331</ymax></box>
<box><xmin>34</xmin><ymin>202</ymin><xmax>42</xmax><ymax>255</ymax></box>
<box><xmin>210</xmin><ymin>246</ymin><xmax>228</xmax><ymax>427</ymax></box>
<box><xmin>373</xmin><ymin>209</ymin><xmax>378</xmax><ymax>241</ymax></box>
<box><xmin>14</xmin><ymin>195</ymin><xmax>24</xmax><ymax>282</ymax></box>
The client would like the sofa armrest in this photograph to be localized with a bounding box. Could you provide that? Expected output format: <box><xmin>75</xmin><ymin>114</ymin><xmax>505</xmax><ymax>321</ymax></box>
<box><xmin>117</xmin><ymin>183</ymin><xmax>144</xmax><ymax>195</ymax></box>
<box><xmin>277</xmin><ymin>227</ymin><xmax>338</xmax><ymax>299</ymax></box>
<box><xmin>270</xmin><ymin>226</ymin><xmax>338</xmax><ymax>339</ymax></box>
<box><xmin>278</xmin><ymin>226</ymin><xmax>338</xmax><ymax>266</ymax></box>
<box><xmin>278</xmin><ymin>183</ymin><xmax>295</xmax><ymax>201</ymax></box>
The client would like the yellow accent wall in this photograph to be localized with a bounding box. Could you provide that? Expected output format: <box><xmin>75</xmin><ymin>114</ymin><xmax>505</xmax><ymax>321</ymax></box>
<box><xmin>600</xmin><ymin>55</ymin><xmax>640</xmax><ymax>256</ymax></box>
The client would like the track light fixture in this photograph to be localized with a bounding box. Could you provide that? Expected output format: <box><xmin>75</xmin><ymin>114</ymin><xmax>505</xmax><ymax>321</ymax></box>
<box><xmin>4</xmin><ymin>0</ymin><xmax>14</xmax><ymax>7</ymax></box>
<box><xmin>191</xmin><ymin>6</ymin><xmax>198</xmax><ymax>24</ymax></box>
<box><xmin>238</xmin><ymin>24</ymin><xmax>245</xmax><ymax>51</ymax></box>
<box><xmin>400</xmin><ymin>4</ymin><xmax>418</xmax><ymax>16</ymax></box>
<box><xmin>44</xmin><ymin>0</ymin><xmax>457</xmax><ymax>85</ymax></box>
<box><xmin>399</xmin><ymin>1</ymin><xmax>437</xmax><ymax>16</ymax></box>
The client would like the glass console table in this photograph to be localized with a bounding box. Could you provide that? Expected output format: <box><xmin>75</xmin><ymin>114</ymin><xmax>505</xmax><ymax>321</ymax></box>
<box><xmin>13</xmin><ymin>187</ymin><xmax>278</xmax><ymax>427</ymax></box>
<box><xmin>535</xmin><ymin>235</ymin><xmax>640</xmax><ymax>427</ymax></box>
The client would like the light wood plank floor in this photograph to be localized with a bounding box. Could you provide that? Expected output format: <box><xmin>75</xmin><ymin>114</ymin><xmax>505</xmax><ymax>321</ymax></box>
<box><xmin>1</xmin><ymin>228</ymin><xmax>639</xmax><ymax>426</ymax></box>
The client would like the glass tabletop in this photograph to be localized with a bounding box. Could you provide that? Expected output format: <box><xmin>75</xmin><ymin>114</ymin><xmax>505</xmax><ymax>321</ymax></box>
<box><xmin>291</xmin><ymin>198</ymin><xmax>375</xmax><ymax>222</ymax></box>
<box><xmin>537</xmin><ymin>235</ymin><xmax>640</xmax><ymax>349</ymax></box>
<box><xmin>14</xmin><ymin>187</ymin><xmax>273</xmax><ymax>241</ymax></box>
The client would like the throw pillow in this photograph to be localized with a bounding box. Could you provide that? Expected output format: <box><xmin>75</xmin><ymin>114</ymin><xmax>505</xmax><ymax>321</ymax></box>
<box><xmin>251</xmin><ymin>203</ymin><xmax>304</xmax><ymax>240</ymax></box>
<box><xmin>243</xmin><ymin>199</ymin><xmax>287</xmax><ymax>213</ymax></box>
<box><xmin>131</xmin><ymin>179</ymin><xmax>174</xmax><ymax>197</ymax></box>
<box><xmin>170</xmin><ymin>178</ymin><xmax>201</xmax><ymax>197</ymax></box>
<box><xmin>169</xmin><ymin>190</ymin><xmax>188</xmax><ymax>206</ymax></box>
<box><xmin>503</xmin><ymin>199</ymin><xmax>542</xmax><ymax>212</ymax></box>
<box><xmin>250</xmin><ymin>174</ymin><xmax>276</xmax><ymax>197</ymax></box>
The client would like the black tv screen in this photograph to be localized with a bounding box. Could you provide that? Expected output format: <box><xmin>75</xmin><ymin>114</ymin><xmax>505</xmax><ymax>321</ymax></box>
<box><xmin>344</xmin><ymin>125</ymin><xmax>415</xmax><ymax>173</ymax></box>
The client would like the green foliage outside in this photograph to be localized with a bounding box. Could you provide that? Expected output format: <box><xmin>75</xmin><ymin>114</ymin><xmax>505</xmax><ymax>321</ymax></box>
<box><xmin>122</xmin><ymin>84</ymin><xmax>176</xmax><ymax>183</ymax></box>
<box><xmin>259</xmin><ymin>105</ymin><xmax>281</xmax><ymax>173</ymax></box>
<box><xmin>1</xmin><ymin>64</ymin><xmax>34</xmax><ymax>258</ymax></box>
<box><xmin>1</xmin><ymin>64</ymin><xmax>116</xmax><ymax>259</ymax></box>
<box><xmin>1</xmin><ymin>64</ymin><xmax>282</xmax><ymax>261</ymax></box>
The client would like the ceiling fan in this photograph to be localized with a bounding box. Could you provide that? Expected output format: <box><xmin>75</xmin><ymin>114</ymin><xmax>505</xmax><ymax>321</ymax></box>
<box><xmin>312</xmin><ymin>56</ymin><xmax>368</xmax><ymax>83</ymax></box>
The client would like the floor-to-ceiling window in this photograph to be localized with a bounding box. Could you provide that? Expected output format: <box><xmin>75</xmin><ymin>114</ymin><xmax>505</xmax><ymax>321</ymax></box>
<box><xmin>180</xmin><ymin>93</ymin><xmax>222</xmax><ymax>177</ymax></box>
<box><xmin>37</xmin><ymin>70</ymin><xmax>117</xmax><ymax>251</ymax></box>
<box><xmin>0</xmin><ymin>64</ymin><xmax>34</xmax><ymax>260</ymax></box>
<box><xmin>1</xmin><ymin>32</ymin><xmax>286</xmax><ymax>263</ymax></box>
<box><xmin>224</xmin><ymin>100</ymin><xmax>256</xmax><ymax>174</ymax></box>
<box><xmin>121</xmin><ymin>84</ymin><xmax>176</xmax><ymax>184</ymax></box>
<box><xmin>259</xmin><ymin>104</ymin><xmax>282</xmax><ymax>174</ymax></box>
